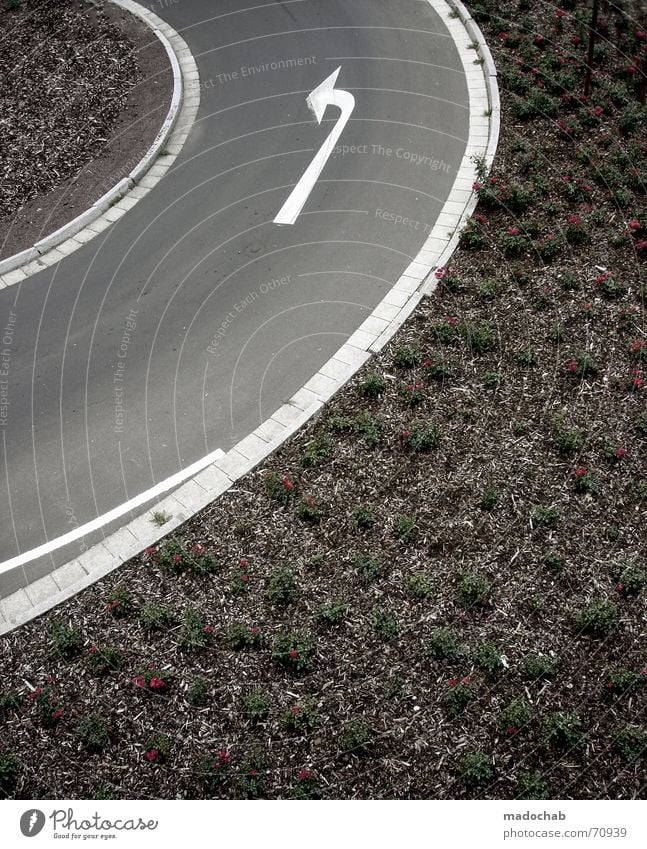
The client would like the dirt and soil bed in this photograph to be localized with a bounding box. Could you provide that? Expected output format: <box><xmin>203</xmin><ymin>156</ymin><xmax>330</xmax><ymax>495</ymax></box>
<box><xmin>0</xmin><ymin>0</ymin><xmax>645</xmax><ymax>801</ymax></box>
<box><xmin>0</xmin><ymin>0</ymin><xmax>173</xmax><ymax>260</ymax></box>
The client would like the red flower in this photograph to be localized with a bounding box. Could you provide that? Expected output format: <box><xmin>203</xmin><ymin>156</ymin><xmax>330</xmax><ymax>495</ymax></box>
<box><xmin>145</xmin><ymin>546</ymin><xmax>155</xmax><ymax>555</ymax></box>
<box><xmin>615</xmin><ymin>583</ymin><xmax>624</xmax><ymax>592</ymax></box>
<box><xmin>193</xmin><ymin>544</ymin><xmax>206</xmax><ymax>554</ymax></box>
<box><xmin>402</xmin><ymin>430</ymin><xmax>410</xmax><ymax>439</ymax></box>
<box><xmin>594</xmin><ymin>105</ymin><xmax>603</xmax><ymax>117</ymax></box>
<box><xmin>292</xmin><ymin>705</ymin><xmax>300</xmax><ymax>715</ymax></box>
<box><xmin>282</xmin><ymin>476</ymin><xmax>294</xmax><ymax>491</ymax></box>
<box><xmin>145</xmin><ymin>748</ymin><xmax>158</xmax><ymax>762</ymax></box>
<box><xmin>461</xmin><ymin>677</ymin><xmax>470</xmax><ymax>684</ymax></box>
<box><xmin>203</xmin><ymin>625</ymin><xmax>215</xmax><ymax>634</ymax></box>
<box><xmin>28</xmin><ymin>687</ymin><xmax>42</xmax><ymax>701</ymax></box>
<box><xmin>250</xmin><ymin>626</ymin><xmax>260</xmax><ymax>636</ymax></box>
<box><xmin>567</xmin><ymin>214</ymin><xmax>581</xmax><ymax>225</ymax></box>
<box><xmin>219</xmin><ymin>749</ymin><xmax>230</xmax><ymax>763</ymax></box>
<box><xmin>132</xmin><ymin>675</ymin><xmax>145</xmax><ymax>688</ymax></box>
<box><xmin>571</xmin><ymin>35</ymin><xmax>581</xmax><ymax>45</ymax></box>
<box><xmin>289</xmin><ymin>649</ymin><xmax>298</xmax><ymax>659</ymax></box>
<box><xmin>627</xmin><ymin>65</ymin><xmax>638</xmax><ymax>74</ymax></box>
<box><xmin>534</xmin><ymin>34</ymin><xmax>545</xmax><ymax>44</ymax></box>
<box><xmin>573</xmin><ymin>467</ymin><xmax>588</xmax><ymax>477</ymax></box>
<box><xmin>531</xmin><ymin>66</ymin><xmax>539</xmax><ymax>75</ymax></box>
<box><xmin>299</xmin><ymin>769</ymin><xmax>313</xmax><ymax>781</ymax></box>
<box><xmin>249</xmin><ymin>769</ymin><xmax>258</xmax><ymax>777</ymax></box>
<box><xmin>507</xmin><ymin>725</ymin><xmax>517</xmax><ymax>735</ymax></box>
<box><xmin>240</xmin><ymin>574</ymin><xmax>249</xmax><ymax>582</ymax></box>
<box><xmin>636</xmin><ymin>239</ymin><xmax>647</xmax><ymax>251</ymax></box>
<box><xmin>239</xmin><ymin>558</ymin><xmax>247</xmax><ymax>567</ymax></box>
<box><xmin>434</xmin><ymin>266</ymin><xmax>446</xmax><ymax>280</ymax></box>
<box><xmin>499</xmin><ymin>31</ymin><xmax>509</xmax><ymax>41</ymax></box>
<box><xmin>614</xmin><ymin>447</ymin><xmax>627</xmax><ymax>459</ymax></box>
<box><xmin>149</xmin><ymin>676</ymin><xmax>165</xmax><ymax>690</ymax></box>
<box><xmin>566</xmin><ymin>360</ymin><xmax>578</xmax><ymax>373</ymax></box>
<box><xmin>636</xmin><ymin>30</ymin><xmax>646</xmax><ymax>40</ymax></box>
<box><xmin>90</xmin><ymin>645</ymin><xmax>98</xmax><ymax>654</ymax></box>
<box><xmin>556</xmin><ymin>8</ymin><xmax>566</xmax><ymax>17</ymax></box>
<box><xmin>628</xmin><ymin>218</ymin><xmax>640</xmax><ymax>230</ymax></box>
<box><xmin>173</xmin><ymin>554</ymin><xmax>182</xmax><ymax>562</ymax></box>
<box><xmin>507</xmin><ymin>227</ymin><xmax>520</xmax><ymax>236</ymax></box>
<box><xmin>473</xmin><ymin>181</ymin><xmax>482</xmax><ymax>192</ymax></box>
<box><xmin>53</xmin><ymin>709</ymin><xmax>63</xmax><ymax>720</ymax></box>
<box><xmin>449</xmin><ymin>678</ymin><xmax>457</xmax><ymax>686</ymax></box>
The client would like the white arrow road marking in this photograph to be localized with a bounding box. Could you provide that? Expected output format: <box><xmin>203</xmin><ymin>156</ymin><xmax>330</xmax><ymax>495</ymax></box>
<box><xmin>274</xmin><ymin>66</ymin><xmax>355</xmax><ymax>225</ymax></box>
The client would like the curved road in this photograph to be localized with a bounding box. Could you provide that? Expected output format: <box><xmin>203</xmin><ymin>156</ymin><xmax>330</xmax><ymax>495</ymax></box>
<box><xmin>0</xmin><ymin>0</ymin><xmax>469</xmax><ymax>594</ymax></box>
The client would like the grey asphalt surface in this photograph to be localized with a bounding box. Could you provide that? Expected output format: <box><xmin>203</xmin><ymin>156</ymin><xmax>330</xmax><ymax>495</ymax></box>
<box><xmin>0</xmin><ymin>0</ymin><xmax>469</xmax><ymax>595</ymax></box>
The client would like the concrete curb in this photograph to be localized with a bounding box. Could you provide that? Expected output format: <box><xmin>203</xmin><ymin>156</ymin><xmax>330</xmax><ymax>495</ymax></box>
<box><xmin>0</xmin><ymin>0</ymin><xmax>198</xmax><ymax>285</ymax></box>
<box><xmin>0</xmin><ymin>0</ymin><xmax>500</xmax><ymax>634</ymax></box>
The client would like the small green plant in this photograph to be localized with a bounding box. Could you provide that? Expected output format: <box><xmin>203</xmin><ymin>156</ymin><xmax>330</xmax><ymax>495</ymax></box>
<box><xmin>458</xmin><ymin>571</ymin><xmax>491</xmax><ymax>608</ymax></box>
<box><xmin>352</xmin><ymin>506</ymin><xmax>377</xmax><ymax>530</ymax></box>
<box><xmin>444</xmin><ymin>679</ymin><xmax>474</xmax><ymax>716</ymax></box>
<box><xmin>616</xmin><ymin>562</ymin><xmax>646</xmax><ymax>596</ymax></box>
<box><xmin>296</xmin><ymin>495</ymin><xmax>323</xmax><ymax>523</ymax></box>
<box><xmin>575</xmin><ymin>599</ymin><xmax>618</xmax><ymax>638</ymax></box>
<box><xmin>236</xmin><ymin>748</ymin><xmax>267</xmax><ymax>799</ymax></box>
<box><xmin>571</xmin><ymin>466</ymin><xmax>598</xmax><ymax>494</ymax></box>
<box><xmin>612</xmin><ymin>728</ymin><xmax>646</xmax><ymax>763</ymax></box>
<box><xmin>77</xmin><ymin>714</ymin><xmax>110</xmax><ymax>753</ymax></box>
<box><xmin>522</xmin><ymin>653</ymin><xmax>557</xmax><ymax>680</ymax></box>
<box><xmin>402</xmin><ymin>419</ymin><xmax>442</xmax><ymax>451</ymax></box>
<box><xmin>267</xmin><ymin>565</ymin><xmax>298</xmax><ymax>605</ymax></box>
<box><xmin>271</xmin><ymin>630</ymin><xmax>316</xmax><ymax>673</ymax></box>
<box><xmin>0</xmin><ymin>691</ymin><xmax>20</xmax><ymax>713</ymax></box>
<box><xmin>551</xmin><ymin>413</ymin><xmax>583</xmax><ymax>454</ymax></box>
<box><xmin>462</xmin><ymin>321</ymin><xmax>496</xmax><ymax>354</ymax></box>
<box><xmin>282</xmin><ymin>700</ymin><xmax>319</xmax><ymax>732</ymax></box>
<box><xmin>542</xmin><ymin>550</ymin><xmax>564</xmax><ymax>572</ymax></box>
<box><xmin>242</xmin><ymin>689</ymin><xmax>271</xmax><ymax>722</ymax></box>
<box><xmin>225</xmin><ymin>623</ymin><xmax>263</xmax><ymax>650</ymax></box>
<box><xmin>407</xmin><ymin>571</ymin><xmax>432</xmax><ymax>599</ymax></box>
<box><xmin>371</xmin><ymin>607</ymin><xmax>399</xmax><ymax>641</ymax></box>
<box><xmin>393</xmin><ymin>344</ymin><xmax>423</xmax><ymax>369</ymax></box>
<box><xmin>542</xmin><ymin>713</ymin><xmax>585</xmax><ymax>751</ymax></box>
<box><xmin>314</xmin><ymin>601</ymin><xmax>349</xmax><ymax>627</ymax></box>
<box><xmin>516</xmin><ymin>348</ymin><xmax>538</xmax><ymax>368</ymax></box>
<box><xmin>186</xmin><ymin>678</ymin><xmax>210</xmax><ymax>707</ymax></box>
<box><xmin>29</xmin><ymin>685</ymin><xmax>62</xmax><ymax>729</ymax></box>
<box><xmin>460</xmin><ymin>751</ymin><xmax>493</xmax><ymax>788</ymax></box>
<box><xmin>473</xmin><ymin>642</ymin><xmax>502</xmax><ymax>674</ymax></box>
<box><xmin>605</xmin><ymin>668</ymin><xmax>644</xmax><ymax>695</ymax></box>
<box><xmin>290</xmin><ymin>768</ymin><xmax>320</xmax><ymax>799</ymax></box>
<box><xmin>105</xmin><ymin>584</ymin><xmax>134</xmax><ymax>618</ymax></box>
<box><xmin>429</xmin><ymin>628</ymin><xmax>461</xmax><ymax>660</ymax></box>
<box><xmin>140</xmin><ymin>603</ymin><xmax>174</xmax><ymax>631</ymax></box>
<box><xmin>301</xmin><ymin>433</ymin><xmax>333</xmax><ymax>468</ymax></box>
<box><xmin>264</xmin><ymin>471</ymin><xmax>296</xmax><ymax>505</ymax></box>
<box><xmin>143</xmin><ymin>733</ymin><xmax>171</xmax><ymax>764</ymax></box>
<box><xmin>480</xmin><ymin>484</ymin><xmax>500</xmax><ymax>511</ymax></box>
<box><xmin>0</xmin><ymin>751</ymin><xmax>20</xmax><ymax>797</ymax></box>
<box><xmin>360</xmin><ymin>371</ymin><xmax>387</xmax><ymax>397</ymax></box>
<box><xmin>177</xmin><ymin>608</ymin><xmax>215</xmax><ymax>653</ymax></box>
<box><xmin>50</xmin><ymin>620</ymin><xmax>83</xmax><ymax>659</ymax></box>
<box><xmin>565</xmin><ymin>352</ymin><xmax>599</xmax><ymax>379</ymax></box>
<box><xmin>394</xmin><ymin>513</ymin><xmax>417</xmax><ymax>541</ymax></box>
<box><xmin>147</xmin><ymin>538</ymin><xmax>219</xmax><ymax>576</ymax></box>
<box><xmin>499</xmin><ymin>699</ymin><xmax>534</xmax><ymax>736</ymax></box>
<box><xmin>483</xmin><ymin>371</ymin><xmax>503</xmax><ymax>389</ymax></box>
<box><xmin>196</xmin><ymin>748</ymin><xmax>231</xmax><ymax>791</ymax></box>
<box><xmin>150</xmin><ymin>510</ymin><xmax>172</xmax><ymax>526</ymax></box>
<box><xmin>531</xmin><ymin>505</ymin><xmax>561</xmax><ymax>528</ymax></box>
<box><xmin>355</xmin><ymin>553</ymin><xmax>383</xmax><ymax>583</ymax></box>
<box><xmin>86</xmin><ymin>645</ymin><xmax>123</xmax><ymax>676</ymax></box>
<box><xmin>516</xmin><ymin>770</ymin><xmax>551</xmax><ymax>800</ymax></box>
<box><xmin>340</xmin><ymin>721</ymin><xmax>372</xmax><ymax>754</ymax></box>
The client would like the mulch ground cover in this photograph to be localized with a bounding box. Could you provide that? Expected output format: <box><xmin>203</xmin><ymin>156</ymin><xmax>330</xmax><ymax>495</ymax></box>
<box><xmin>0</xmin><ymin>0</ymin><xmax>645</xmax><ymax>800</ymax></box>
<box><xmin>0</xmin><ymin>0</ymin><xmax>172</xmax><ymax>258</ymax></box>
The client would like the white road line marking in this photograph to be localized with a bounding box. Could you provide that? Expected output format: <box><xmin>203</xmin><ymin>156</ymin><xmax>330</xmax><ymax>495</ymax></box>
<box><xmin>274</xmin><ymin>67</ymin><xmax>355</xmax><ymax>225</ymax></box>
<box><xmin>0</xmin><ymin>447</ymin><xmax>225</xmax><ymax>575</ymax></box>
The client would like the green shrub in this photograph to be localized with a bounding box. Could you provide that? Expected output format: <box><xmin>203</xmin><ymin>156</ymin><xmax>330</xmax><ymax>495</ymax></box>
<box><xmin>340</xmin><ymin>721</ymin><xmax>372</xmax><ymax>754</ymax></box>
<box><xmin>616</xmin><ymin>563</ymin><xmax>646</xmax><ymax>596</ymax></box>
<box><xmin>371</xmin><ymin>607</ymin><xmax>399</xmax><ymax>641</ymax></box>
<box><xmin>542</xmin><ymin>712</ymin><xmax>585</xmax><ymax>750</ymax></box>
<box><xmin>140</xmin><ymin>603</ymin><xmax>174</xmax><ymax>631</ymax></box>
<box><xmin>186</xmin><ymin>679</ymin><xmax>210</xmax><ymax>706</ymax></box>
<box><xmin>147</xmin><ymin>538</ymin><xmax>219</xmax><ymax>576</ymax></box>
<box><xmin>613</xmin><ymin>728</ymin><xmax>646</xmax><ymax>762</ymax></box>
<box><xmin>605</xmin><ymin>668</ymin><xmax>644</xmax><ymax>695</ymax></box>
<box><xmin>360</xmin><ymin>371</ymin><xmax>387</xmax><ymax>397</ymax></box>
<box><xmin>143</xmin><ymin>733</ymin><xmax>171</xmax><ymax>764</ymax></box>
<box><xmin>394</xmin><ymin>513</ymin><xmax>417</xmax><ymax>541</ymax></box>
<box><xmin>236</xmin><ymin>748</ymin><xmax>267</xmax><ymax>799</ymax></box>
<box><xmin>86</xmin><ymin>645</ymin><xmax>123</xmax><ymax>676</ymax></box>
<box><xmin>458</xmin><ymin>571</ymin><xmax>491</xmax><ymax>607</ymax></box>
<box><xmin>355</xmin><ymin>553</ymin><xmax>383</xmax><ymax>583</ymax></box>
<box><xmin>393</xmin><ymin>344</ymin><xmax>423</xmax><ymax>369</ymax></box>
<box><xmin>105</xmin><ymin>584</ymin><xmax>135</xmax><ymax>618</ymax></box>
<box><xmin>480</xmin><ymin>485</ymin><xmax>500</xmax><ymax>511</ymax></box>
<box><xmin>178</xmin><ymin>608</ymin><xmax>215</xmax><ymax>652</ymax></box>
<box><xmin>462</xmin><ymin>321</ymin><xmax>496</xmax><ymax>353</ymax></box>
<box><xmin>301</xmin><ymin>434</ymin><xmax>333</xmax><ymax>468</ymax></box>
<box><xmin>402</xmin><ymin>419</ymin><xmax>442</xmax><ymax>451</ymax></box>
<box><xmin>575</xmin><ymin>599</ymin><xmax>618</xmax><ymax>638</ymax></box>
<box><xmin>0</xmin><ymin>751</ymin><xmax>20</xmax><ymax>797</ymax></box>
<box><xmin>296</xmin><ymin>495</ymin><xmax>323</xmax><ymax>523</ymax></box>
<box><xmin>429</xmin><ymin>628</ymin><xmax>461</xmax><ymax>660</ymax></box>
<box><xmin>314</xmin><ymin>601</ymin><xmax>349</xmax><ymax>627</ymax></box>
<box><xmin>461</xmin><ymin>752</ymin><xmax>493</xmax><ymax>788</ymax></box>
<box><xmin>282</xmin><ymin>700</ymin><xmax>319</xmax><ymax>732</ymax></box>
<box><xmin>264</xmin><ymin>471</ymin><xmax>296</xmax><ymax>505</ymax></box>
<box><xmin>444</xmin><ymin>680</ymin><xmax>474</xmax><ymax>716</ymax></box>
<box><xmin>352</xmin><ymin>506</ymin><xmax>377</xmax><ymax>529</ymax></box>
<box><xmin>242</xmin><ymin>689</ymin><xmax>270</xmax><ymax>722</ymax></box>
<box><xmin>225</xmin><ymin>623</ymin><xmax>263</xmax><ymax>650</ymax></box>
<box><xmin>516</xmin><ymin>770</ymin><xmax>551</xmax><ymax>800</ymax></box>
<box><xmin>551</xmin><ymin>413</ymin><xmax>583</xmax><ymax>454</ymax></box>
<box><xmin>0</xmin><ymin>691</ymin><xmax>20</xmax><ymax>713</ymax></box>
<box><xmin>531</xmin><ymin>505</ymin><xmax>562</xmax><ymax>528</ymax></box>
<box><xmin>271</xmin><ymin>631</ymin><xmax>316</xmax><ymax>673</ymax></box>
<box><xmin>77</xmin><ymin>714</ymin><xmax>110</xmax><ymax>753</ymax></box>
<box><xmin>267</xmin><ymin>565</ymin><xmax>298</xmax><ymax>605</ymax></box>
<box><xmin>483</xmin><ymin>371</ymin><xmax>504</xmax><ymax>389</ymax></box>
<box><xmin>50</xmin><ymin>620</ymin><xmax>83</xmax><ymax>659</ymax></box>
<box><xmin>522</xmin><ymin>653</ymin><xmax>557</xmax><ymax>680</ymax></box>
<box><xmin>542</xmin><ymin>550</ymin><xmax>564</xmax><ymax>572</ymax></box>
<box><xmin>407</xmin><ymin>572</ymin><xmax>432</xmax><ymax>599</ymax></box>
<box><xmin>473</xmin><ymin>642</ymin><xmax>502</xmax><ymax>674</ymax></box>
<box><xmin>499</xmin><ymin>699</ymin><xmax>534</xmax><ymax>735</ymax></box>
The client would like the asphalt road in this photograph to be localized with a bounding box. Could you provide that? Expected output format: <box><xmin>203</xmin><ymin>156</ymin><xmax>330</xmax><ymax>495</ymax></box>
<box><xmin>0</xmin><ymin>0</ymin><xmax>469</xmax><ymax>594</ymax></box>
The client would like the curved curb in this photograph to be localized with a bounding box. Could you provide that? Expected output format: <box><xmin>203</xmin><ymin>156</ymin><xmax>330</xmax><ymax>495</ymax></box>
<box><xmin>0</xmin><ymin>0</ymin><xmax>200</xmax><ymax>285</ymax></box>
<box><xmin>0</xmin><ymin>0</ymin><xmax>499</xmax><ymax>633</ymax></box>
